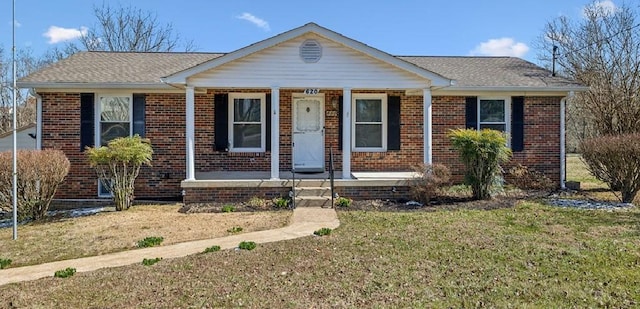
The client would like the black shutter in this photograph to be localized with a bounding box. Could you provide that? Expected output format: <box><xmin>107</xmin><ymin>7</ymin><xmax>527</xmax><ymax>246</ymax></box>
<box><xmin>265</xmin><ymin>94</ymin><xmax>271</xmax><ymax>151</ymax></box>
<box><xmin>214</xmin><ymin>93</ymin><xmax>229</xmax><ymax>151</ymax></box>
<box><xmin>338</xmin><ymin>96</ymin><xmax>343</xmax><ymax>150</ymax></box>
<box><xmin>387</xmin><ymin>96</ymin><xmax>401</xmax><ymax>150</ymax></box>
<box><xmin>511</xmin><ymin>96</ymin><xmax>525</xmax><ymax>152</ymax></box>
<box><xmin>80</xmin><ymin>93</ymin><xmax>95</xmax><ymax>151</ymax></box>
<box><xmin>132</xmin><ymin>94</ymin><xmax>146</xmax><ymax>137</ymax></box>
<box><xmin>465</xmin><ymin>97</ymin><xmax>478</xmax><ymax>129</ymax></box>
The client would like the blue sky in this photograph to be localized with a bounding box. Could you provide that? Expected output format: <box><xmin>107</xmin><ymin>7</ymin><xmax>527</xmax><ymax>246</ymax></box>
<box><xmin>0</xmin><ymin>0</ymin><xmax>623</xmax><ymax>62</ymax></box>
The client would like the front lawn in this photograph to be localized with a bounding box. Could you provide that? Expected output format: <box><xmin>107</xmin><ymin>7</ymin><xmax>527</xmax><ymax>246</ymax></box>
<box><xmin>2</xmin><ymin>202</ymin><xmax>639</xmax><ymax>308</ymax></box>
<box><xmin>0</xmin><ymin>204</ymin><xmax>291</xmax><ymax>267</ymax></box>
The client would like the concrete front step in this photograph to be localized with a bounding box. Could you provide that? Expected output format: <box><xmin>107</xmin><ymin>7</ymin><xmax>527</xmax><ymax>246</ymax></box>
<box><xmin>294</xmin><ymin>196</ymin><xmax>333</xmax><ymax>208</ymax></box>
<box><xmin>294</xmin><ymin>186</ymin><xmax>333</xmax><ymax>197</ymax></box>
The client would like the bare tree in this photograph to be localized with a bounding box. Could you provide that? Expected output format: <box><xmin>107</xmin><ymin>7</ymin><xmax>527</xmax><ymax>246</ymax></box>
<box><xmin>79</xmin><ymin>3</ymin><xmax>195</xmax><ymax>52</ymax></box>
<box><xmin>538</xmin><ymin>1</ymin><xmax>640</xmax><ymax>140</ymax></box>
<box><xmin>0</xmin><ymin>47</ymin><xmax>38</xmax><ymax>134</ymax></box>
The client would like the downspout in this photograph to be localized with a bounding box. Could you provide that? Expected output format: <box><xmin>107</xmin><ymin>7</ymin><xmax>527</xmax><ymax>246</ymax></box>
<box><xmin>559</xmin><ymin>91</ymin><xmax>574</xmax><ymax>189</ymax></box>
<box><xmin>35</xmin><ymin>93</ymin><xmax>42</xmax><ymax>150</ymax></box>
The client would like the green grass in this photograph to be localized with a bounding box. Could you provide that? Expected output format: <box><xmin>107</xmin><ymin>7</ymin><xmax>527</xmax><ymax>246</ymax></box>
<box><xmin>2</xmin><ymin>203</ymin><xmax>639</xmax><ymax>308</ymax></box>
<box><xmin>566</xmin><ymin>153</ymin><xmax>607</xmax><ymax>189</ymax></box>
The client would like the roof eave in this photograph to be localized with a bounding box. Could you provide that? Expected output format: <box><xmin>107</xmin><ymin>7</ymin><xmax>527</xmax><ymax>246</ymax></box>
<box><xmin>441</xmin><ymin>85</ymin><xmax>589</xmax><ymax>93</ymax></box>
<box><xmin>17</xmin><ymin>82</ymin><xmax>175</xmax><ymax>90</ymax></box>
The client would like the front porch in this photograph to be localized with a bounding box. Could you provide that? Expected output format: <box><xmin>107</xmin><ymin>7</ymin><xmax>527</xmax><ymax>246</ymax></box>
<box><xmin>181</xmin><ymin>171</ymin><xmax>417</xmax><ymax>204</ymax></box>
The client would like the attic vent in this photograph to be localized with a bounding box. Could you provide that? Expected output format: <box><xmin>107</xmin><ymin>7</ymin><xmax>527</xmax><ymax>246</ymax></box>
<box><xmin>299</xmin><ymin>39</ymin><xmax>322</xmax><ymax>63</ymax></box>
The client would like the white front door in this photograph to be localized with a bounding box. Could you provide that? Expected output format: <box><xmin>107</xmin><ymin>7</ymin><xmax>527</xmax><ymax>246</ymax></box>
<box><xmin>293</xmin><ymin>96</ymin><xmax>325</xmax><ymax>172</ymax></box>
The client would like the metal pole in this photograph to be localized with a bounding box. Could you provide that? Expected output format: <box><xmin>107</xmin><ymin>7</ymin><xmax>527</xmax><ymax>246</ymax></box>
<box><xmin>12</xmin><ymin>0</ymin><xmax>18</xmax><ymax>240</ymax></box>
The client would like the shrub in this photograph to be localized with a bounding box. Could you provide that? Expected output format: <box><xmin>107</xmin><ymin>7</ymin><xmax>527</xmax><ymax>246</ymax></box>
<box><xmin>227</xmin><ymin>226</ymin><xmax>243</xmax><ymax>233</ymax></box>
<box><xmin>238</xmin><ymin>241</ymin><xmax>257</xmax><ymax>250</ymax></box>
<box><xmin>448</xmin><ymin>129</ymin><xmax>512</xmax><ymax>200</ymax></box>
<box><xmin>313</xmin><ymin>227</ymin><xmax>332</xmax><ymax>236</ymax></box>
<box><xmin>0</xmin><ymin>150</ymin><xmax>70</xmax><ymax>221</ymax></box>
<box><xmin>581</xmin><ymin>134</ymin><xmax>640</xmax><ymax>203</ymax></box>
<box><xmin>273</xmin><ymin>197</ymin><xmax>290</xmax><ymax>209</ymax></box>
<box><xmin>507</xmin><ymin>164</ymin><xmax>554</xmax><ymax>191</ymax></box>
<box><xmin>335</xmin><ymin>197</ymin><xmax>352</xmax><ymax>208</ymax></box>
<box><xmin>142</xmin><ymin>257</ymin><xmax>162</xmax><ymax>266</ymax></box>
<box><xmin>203</xmin><ymin>245</ymin><xmax>221</xmax><ymax>253</ymax></box>
<box><xmin>410</xmin><ymin>163</ymin><xmax>451</xmax><ymax>204</ymax></box>
<box><xmin>85</xmin><ymin>135</ymin><xmax>153</xmax><ymax>211</ymax></box>
<box><xmin>54</xmin><ymin>267</ymin><xmax>76</xmax><ymax>278</ymax></box>
<box><xmin>221</xmin><ymin>205</ymin><xmax>235</xmax><ymax>213</ymax></box>
<box><xmin>137</xmin><ymin>236</ymin><xmax>164</xmax><ymax>248</ymax></box>
<box><xmin>246</xmin><ymin>196</ymin><xmax>268</xmax><ymax>210</ymax></box>
<box><xmin>0</xmin><ymin>258</ymin><xmax>12</xmax><ymax>269</ymax></box>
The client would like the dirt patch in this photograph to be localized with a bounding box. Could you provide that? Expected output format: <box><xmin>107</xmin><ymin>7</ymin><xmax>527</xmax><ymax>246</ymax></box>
<box><xmin>345</xmin><ymin>196</ymin><xmax>522</xmax><ymax>212</ymax></box>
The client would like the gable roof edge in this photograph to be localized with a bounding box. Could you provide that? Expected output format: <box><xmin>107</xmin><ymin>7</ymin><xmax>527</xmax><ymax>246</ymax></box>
<box><xmin>163</xmin><ymin>23</ymin><xmax>454</xmax><ymax>87</ymax></box>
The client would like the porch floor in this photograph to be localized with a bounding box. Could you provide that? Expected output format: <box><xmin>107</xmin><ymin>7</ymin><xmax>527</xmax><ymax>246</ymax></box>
<box><xmin>183</xmin><ymin>171</ymin><xmax>417</xmax><ymax>188</ymax></box>
<box><xmin>194</xmin><ymin>171</ymin><xmax>417</xmax><ymax>180</ymax></box>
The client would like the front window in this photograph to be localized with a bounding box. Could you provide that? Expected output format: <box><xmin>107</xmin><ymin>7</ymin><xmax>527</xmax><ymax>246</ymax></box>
<box><xmin>352</xmin><ymin>94</ymin><xmax>387</xmax><ymax>151</ymax></box>
<box><xmin>479</xmin><ymin>99</ymin><xmax>506</xmax><ymax>132</ymax></box>
<box><xmin>228</xmin><ymin>93</ymin><xmax>266</xmax><ymax>152</ymax></box>
<box><xmin>99</xmin><ymin>95</ymin><xmax>131</xmax><ymax>146</ymax></box>
<box><xmin>97</xmin><ymin>94</ymin><xmax>133</xmax><ymax>197</ymax></box>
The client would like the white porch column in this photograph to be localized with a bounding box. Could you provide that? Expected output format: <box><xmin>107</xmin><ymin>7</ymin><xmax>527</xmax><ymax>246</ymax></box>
<box><xmin>423</xmin><ymin>88</ymin><xmax>432</xmax><ymax>164</ymax></box>
<box><xmin>270</xmin><ymin>87</ymin><xmax>280</xmax><ymax>179</ymax></box>
<box><xmin>185</xmin><ymin>86</ymin><xmax>195</xmax><ymax>180</ymax></box>
<box><xmin>342</xmin><ymin>87</ymin><xmax>352</xmax><ymax>179</ymax></box>
<box><xmin>35</xmin><ymin>94</ymin><xmax>42</xmax><ymax>150</ymax></box>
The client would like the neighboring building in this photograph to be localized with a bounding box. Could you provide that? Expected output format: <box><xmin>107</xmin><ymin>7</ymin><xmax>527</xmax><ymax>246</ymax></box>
<box><xmin>0</xmin><ymin>123</ymin><xmax>36</xmax><ymax>152</ymax></box>
<box><xmin>17</xmin><ymin>23</ymin><xmax>586</xmax><ymax>204</ymax></box>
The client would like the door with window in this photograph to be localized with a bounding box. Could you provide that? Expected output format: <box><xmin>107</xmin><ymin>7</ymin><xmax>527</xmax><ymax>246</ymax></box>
<box><xmin>293</xmin><ymin>97</ymin><xmax>324</xmax><ymax>172</ymax></box>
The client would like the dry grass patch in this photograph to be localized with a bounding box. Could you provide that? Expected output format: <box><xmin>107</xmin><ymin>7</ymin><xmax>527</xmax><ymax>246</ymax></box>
<box><xmin>0</xmin><ymin>204</ymin><xmax>291</xmax><ymax>267</ymax></box>
<box><xmin>2</xmin><ymin>202</ymin><xmax>639</xmax><ymax>308</ymax></box>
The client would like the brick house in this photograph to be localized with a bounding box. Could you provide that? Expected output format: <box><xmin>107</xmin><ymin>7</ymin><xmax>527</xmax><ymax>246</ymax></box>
<box><xmin>18</xmin><ymin>23</ymin><xmax>585</xmax><ymax>204</ymax></box>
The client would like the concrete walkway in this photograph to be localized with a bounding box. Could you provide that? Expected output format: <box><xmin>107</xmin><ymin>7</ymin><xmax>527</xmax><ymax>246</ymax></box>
<box><xmin>0</xmin><ymin>207</ymin><xmax>339</xmax><ymax>286</ymax></box>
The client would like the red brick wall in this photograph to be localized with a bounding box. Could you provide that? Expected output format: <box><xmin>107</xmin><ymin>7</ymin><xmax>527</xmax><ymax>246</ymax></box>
<box><xmin>41</xmin><ymin>92</ymin><xmax>187</xmax><ymax>200</ymax></box>
<box><xmin>41</xmin><ymin>90</ymin><xmax>562</xmax><ymax>200</ymax></box>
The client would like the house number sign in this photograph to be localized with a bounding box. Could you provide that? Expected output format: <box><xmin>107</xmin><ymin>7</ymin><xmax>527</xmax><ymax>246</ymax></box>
<box><xmin>304</xmin><ymin>88</ymin><xmax>319</xmax><ymax>95</ymax></box>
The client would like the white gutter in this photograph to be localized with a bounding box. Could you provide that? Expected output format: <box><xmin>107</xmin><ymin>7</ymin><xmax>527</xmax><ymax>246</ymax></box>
<box><xmin>441</xmin><ymin>86</ymin><xmax>590</xmax><ymax>93</ymax></box>
<box><xmin>16</xmin><ymin>82</ymin><xmax>176</xmax><ymax>89</ymax></box>
<box><xmin>559</xmin><ymin>91</ymin><xmax>574</xmax><ymax>189</ymax></box>
<box><xmin>35</xmin><ymin>93</ymin><xmax>42</xmax><ymax>150</ymax></box>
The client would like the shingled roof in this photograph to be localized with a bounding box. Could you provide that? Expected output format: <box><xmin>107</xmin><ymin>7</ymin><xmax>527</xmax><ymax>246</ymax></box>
<box><xmin>18</xmin><ymin>51</ymin><xmax>582</xmax><ymax>91</ymax></box>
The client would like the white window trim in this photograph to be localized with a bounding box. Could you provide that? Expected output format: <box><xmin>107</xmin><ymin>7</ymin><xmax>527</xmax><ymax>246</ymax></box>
<box><xmin>228</xmin><ymin>93</ymin><xmax>266</xmax><ymax>153</ymax></box>
<box><xmin>352</xmin><ymin>93</ymin><xmax>387</xmax><ymax>152</ymax></box>
<box><xmin>95</xmin><ymin>93</ymin><xmax>134</xmax><ymax>198</ymax></box>
<box><xmin>478</xmin><ymin>97</ymin><xmax>511</xmax><ymax>148</ymax></box>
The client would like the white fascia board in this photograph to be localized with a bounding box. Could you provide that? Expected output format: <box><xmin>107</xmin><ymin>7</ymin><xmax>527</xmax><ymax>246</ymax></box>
<box><xmin>17</xmin><ymin>82</ymin><xmax>176</xmax><ymax>90</ymax></box>
<box><xmin>163</xmin><ymin>23</ymin><xmax>454</xmax><ymax>87</ymax></box>
<box><xmin>441</xmin><ymin>86</ymin><xmax>590</xmax><ymax>93</ymax></box>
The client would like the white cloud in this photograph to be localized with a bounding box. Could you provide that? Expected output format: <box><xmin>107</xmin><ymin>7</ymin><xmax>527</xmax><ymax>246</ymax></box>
<box><xmin>583</xmin><ymin>0</ymin><xmax>618</xmax><ymax>17</ymax></box>
<box><xmin>236</xmin><ymin>12</ymin><xmax>270</xmax><ymax>31</ymax></box>
<box><xmin>13</xmin><ymin>20</ymin><xmax>21</xmax><ymax>27</ymax></box>
<box><xmin>470</xmin><ymin>38</ymin><xmax>530</xmax><ymax>57</ymax></box>
<box><xmin>43</xmin><ymin>25</ymin><xmax>88</xmax><ymax>44</ymax></box>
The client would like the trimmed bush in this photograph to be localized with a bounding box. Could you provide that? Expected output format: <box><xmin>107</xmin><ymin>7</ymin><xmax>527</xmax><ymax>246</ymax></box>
<box><xmin>85</xmin><ymin>135</ymin><xmax>153</xmax><ymax>211</ymax></box>
<box><xmin>137</xmin><ymin>236</ymin><xmax>164</xmax><ymax>248</ymax></box>
<box><xmin>238</xmin><ymin>241</ymin><xmax>257</xmax><ymax>250</ymax></box>
<box><xmin>142</xmin><ymin>257</ymin><xmax>162</xmax><ymax>266</ymax></box>
<box><xmin>335</xmin><ymin>197</ymin><xmax>352</xmax><ymax>208</ymax></box>
<box><xmin>203</xmin><ymin>245</ymin><xmax>221</xmax><ymax>253</ymax></box>
<box><xmin>410</xmin><ymin>163</ymin><xmax>451</xmax><ymax>204</ymax></box>
<box><xmin>221</xmin><ymin>205</ymin><xmax>235</xmax><ymax>213</ymax></box>
<box><xmin>54</xmin><ymin>267</ymin><xmax>76</xmax><ymax>278</ymax></box>
<box><xmin>0</xmin><ymin>258</ymin><xmax>11</xmax><ymax>269</ymax></box>
<box><xmin>273</xmin><ymin>197</ymin><xmax>290</xmax><ymax>209</ymax></box>
<box><xmin>314</xmin><ymin>227</ymin><xmax>332</xmax><ymax>236</ymax></box>
<box><xmin>581</xmin><ymin>134</ymin><xmax>640</xmax><ymax>203</ymax></box>
<box><xmin>0</xmin><ymin>149</ymin><xmax>70</xmax><ymax>221</ymax></box>
<box><xmin>448</xmin><ymin>129</ymin><xmax>511</xmax><ymax>200</ymax></box>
